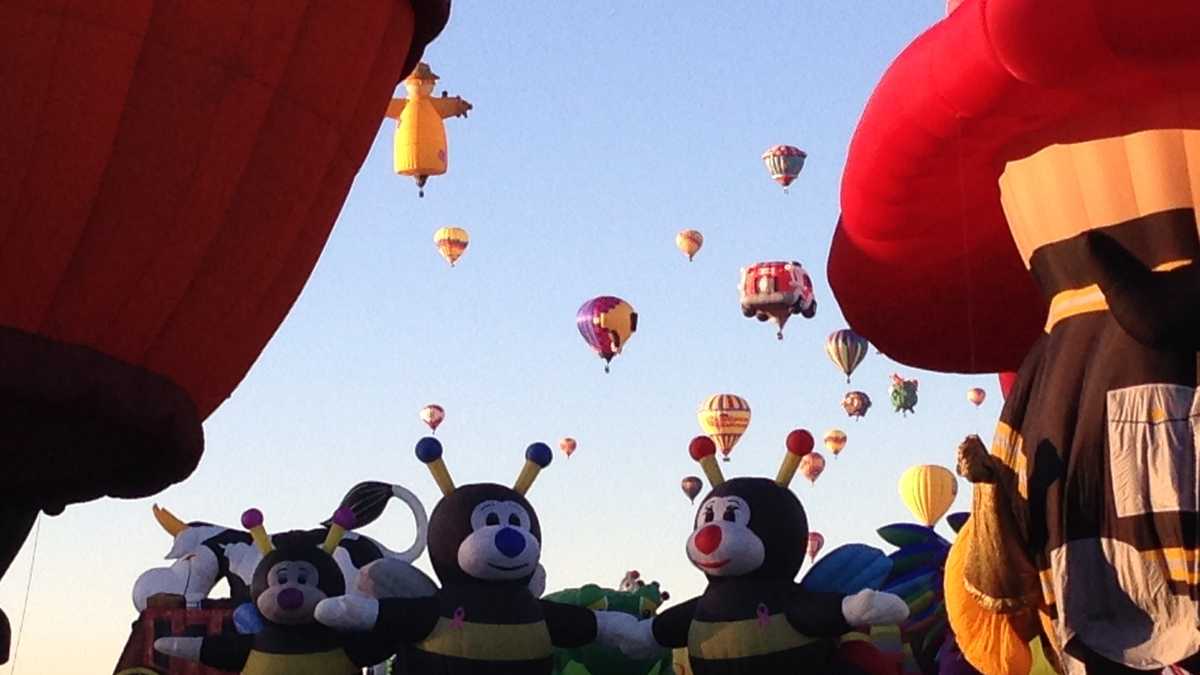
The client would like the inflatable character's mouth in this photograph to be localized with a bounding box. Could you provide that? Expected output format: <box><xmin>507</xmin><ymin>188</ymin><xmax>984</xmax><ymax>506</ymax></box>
<box><xmin>696</xmin><ymin>559</ymin><xmax>729</xmax><ymax>570</ymax></box>
<box><xmin>488</xmin><ymin>562</ymin><xmax>529</xmax><ymax>572</ymax></box>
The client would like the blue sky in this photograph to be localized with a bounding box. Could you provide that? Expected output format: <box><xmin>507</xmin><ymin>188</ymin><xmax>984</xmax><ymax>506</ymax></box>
<box><xmin>0</xmin><ymin>4</ymin><xmax>1004</xmax><ymax>672</ymax></box>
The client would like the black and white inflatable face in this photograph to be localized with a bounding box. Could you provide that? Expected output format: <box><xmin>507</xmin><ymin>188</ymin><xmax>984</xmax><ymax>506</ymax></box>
<box><xmin>686</xmin><ymin>477</ymin><xmax>808</xmax><ymax>581</ymax></box>
<box><xmin>428</xmin><ymin>484</ymin><xmax>543</xmax><ymax>585</ymax></box>
<box><xmin>250</xmin><ymin>532</ymin><xmax>345</xmax><ymax>626</ymax></box>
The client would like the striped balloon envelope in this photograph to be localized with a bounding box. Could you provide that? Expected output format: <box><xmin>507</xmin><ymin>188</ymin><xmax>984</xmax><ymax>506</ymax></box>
<box><xmin>826</xmin><ymin>329</ymin><xmax>869</xmax><ymax>382</ymax></box>
<box><xmin>433</xmin><ymin>226</ymin><xmax>469</xmax><ymax>266</ymax></box>
<box><xmin>761</xmin><ymin>145</ymin><xmax>807</xmax><ymax>191</ymax></box>
<box><xmin>697</xmin><ymin>394</ymin><xmax>751</xmax><ymax>461</ymax></box>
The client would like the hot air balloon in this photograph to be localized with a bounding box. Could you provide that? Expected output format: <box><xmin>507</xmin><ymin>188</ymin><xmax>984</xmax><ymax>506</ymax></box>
<box><xmin>0</xmin><ymin>1</ymin><xmax>450</xmax><ymax>658</ymax></box>
<box><xmin>826</xmin><ymin>329</ymin><xmax>869</xmax><ymax>382</ymax></box>
<box><xmin>808</xmin><ymin>532</ymin><xmax>826</xmax><ymax>561</ymax></box>
<box><xmin>420</xmin><ymin>404</ymin><xmax>446</xmax><ymax>434</ymax></box>
<box><xmin>889</xmin><ymin>374</ymin><xmax>919</xmax><ymax>415</ymax></box>
<box><xmin>762</xmin><ymin>145</ymin><xmax>807</xmax><ymax>192</ymax></box>
<box><xmin>966</xmin><ymin>388</ymin><xmax>986</xmax><ymax>407</ymax></box>
<box><xmin>433</xmin><ymin>227</ymin><xmax>469</xmax><ymax>266</ymax></box>
<box><xmin>898</xmin><ymin>465</ymin><xmax>957</xmax><ymax>528</ymax></box>
<box><xmin>799</xmin><ymin>452</ymin><xmax>826</xmax><ymax>484</ymax></box>
<box><xmin>676</xmin><ymin>229</ymin><xmax>704</xmax><ymax>262</ymax></box>
<box><xmin>738</xmin><ymin>261</ymin><xmax>817</xmax><ymax>339</ymax></box>
<box><xmin>823</xmin><ymin>429</ymin><xmax>848</xmax><ymax>457</ymax></box>
<box><xmin>842</xmin><ymin>391</ymin><xmax>872</xmax><ymax>419</ymax></box>
<box><xmin>387</xmin><ymin>63</ymin><xmax>472</xmax><ymax>197</ymax></box>
<box><xmin>697</xmin><ymin>394</ymin><xmax>751</xmax><ymax>462</ymax></box>
<box><xmin>559</xmin><ymin>437</ymin><xmax>577</xmax><ymax>458</ymax></box>
<box><xmin>576</xmin><ymin>296</ymin><xmax>638</xmax><ymax>373</ymax></box>
<box><xmin>681</xmin><ymin>476</ymin><xmax>703</xmax><ymax>504</ymax></box>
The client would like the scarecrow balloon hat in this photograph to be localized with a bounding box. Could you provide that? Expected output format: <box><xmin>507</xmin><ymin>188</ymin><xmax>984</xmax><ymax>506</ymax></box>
<box><xmin>240</xmin><ymin>506</ymin><xmax>356</xmax><ymax>556</ymax></box>
<box><xmin>416</xmin><ymin>437</ymin><xmax>553</xmax><ymax>496</ymax></box>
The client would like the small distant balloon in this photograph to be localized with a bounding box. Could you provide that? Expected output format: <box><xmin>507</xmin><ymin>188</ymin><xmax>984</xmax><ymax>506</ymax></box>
<box><xmin>681</xmin><ymin>476</ymin><xmax>703</xmax><ymax>503</ymax></box>
<box><xmin>762</xmin><ymin>145</ymin><xmax>807</xmax><ymax>192</ymax></box>
<box><xmin>826</xmin><ymin>329</ymin><xmax>869</xmax><ymax>382</ymax></box>
<box><xmin>889</xmin><ymin>374</ymin><xmax>919</xmax><ymax>416</ymax></box>
<box><xmin>823</xmin><ymin>429</ymin><xmax>847</xmax><ymax>457</ymax></box>
<box><xmin>433</xmin><ymin>226</ymin><xmax>469</xmax><ymax>266</ymax></box>
<box><xmin>966</xmin><ymin>388</ymin><xmax>986</xmax><ymax>407</ymax></box>
<box><xmin>419</xmin><ymin>404</ymin><xmax>445</xmax><ymax>433</ymax></box>
<box><xmin>676</xmin><ymin>229</ymin><xmax>704</xmax><ymax>262</ymax></box>
<box><xmin>559</xmin><ymin>437</ymin><xmax>577</xmax><ymax>458</ymax></box>
<box><xmin>842</xmin><ymin>391</ymin><xmax>872</xmax><ymax>419</ymax></box>
<box><xmin>799</xmin><ymin>452</ymin><xmax>826</xmax><ymax>484</ymax></box>
<box><xmin>807</xmin><ymin>532</ymin><xmax>825</xmax><ymax>561</ymax></box>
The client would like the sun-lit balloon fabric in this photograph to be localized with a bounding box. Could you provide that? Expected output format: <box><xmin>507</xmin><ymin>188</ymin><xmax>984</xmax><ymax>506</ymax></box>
<box><xmin>676</xmin><ymin>229</ymin><xmax>704</xmax><ymax>261</ymax></box>
<box><xmin>807</xmin><ymin>532</ymin><xmax>825</xmax><ymax>561</ymax></box>
<box><xmin>826</xmin><ymin>330</ymin><xmax>868</xmax><ymax>382</ymax></box>
<box><xmin>559</xmin><ymin>437</ymin><xmax>577</xmax><ymax>458</ymax></box>
<box><xmin>433</xmin><ymin>227</ymin><xmax>469</xmax><ymax>266</ymax></box>
<box><xmin>0</xmin><ymin>0</ymin><xmax>449</xmax><ymax>512</ymax></box>
<box><xmin>761</xmin><ymin>145</ymin><xmax>807</xmax><ymax>191</ymax></box>
<box><xmin>576</xmin><ymin>296</ymin><xmax>638</xmax><ymax>372</ymax></box>
<box><xmin>697</xmin><ymin>394</ymin><xmax>751</xmax><ymax>461</ymax></box>
<box><xmin>387</xmin><ymin>62</ymin><xmax>472</xmax><ymax>197</ymax></box>
<box><xmin>898</xmin><ymin>465</ymin><xmax>957</xmax><ymax>528</ymax></box>
<box><xmin>966</xmin><ymin>388</ymin><xmax>986</xmax><ymax>407</ymax></box>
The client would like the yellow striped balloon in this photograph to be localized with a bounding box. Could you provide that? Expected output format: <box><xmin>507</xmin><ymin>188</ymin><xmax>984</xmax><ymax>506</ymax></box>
<box><xmin>697</xmin><ymin>394</ymin><xmax>751</xmax><ymax>461</ymax></box>
<box><xmin>433</xmin><ymin>226</ymin><xmax>469</xmax><ymax>266</ymax></box>
<box><xmin>823</xmin><ymin>429</ymin><xmax>847</xmax><ymax>457</ymax></box>
<box><xmin>675</xmin><ymin>229</ymin><xmax>704</xmax><ymax>261</ymax></box>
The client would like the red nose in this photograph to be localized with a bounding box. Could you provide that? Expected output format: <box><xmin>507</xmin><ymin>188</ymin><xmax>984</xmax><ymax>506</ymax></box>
<box><xmin>694</xmin><ymin>525</ymin><xmax>722</xmax><ymax>555</ymax></box>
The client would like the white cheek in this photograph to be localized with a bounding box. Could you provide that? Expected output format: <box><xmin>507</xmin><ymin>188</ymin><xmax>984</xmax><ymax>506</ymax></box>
<box><xmin>686</xmin><ymin>523</ymin><xmax>766</xmax><ymax>577</ymax></box>
<box><xmin>457</xmin><ymin>527</ymin><xmax>541</xmax><ymax>581</ymax></box>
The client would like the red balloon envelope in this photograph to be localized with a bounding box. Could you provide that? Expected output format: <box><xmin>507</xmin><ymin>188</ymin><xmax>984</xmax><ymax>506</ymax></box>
<box><xmin>998</xmin><ymin>372</ymin><xmax>1018</xmax><ymax>400</ymax></box>
<box><xmin>828</xmin><ymin>0</ymin><xmax>1200</xmax><ymax>373</ymax></box>
<box><xmin>0</xmin><ymin>0</ymin><xmax>450</xmax><ymax>618</ymax></box>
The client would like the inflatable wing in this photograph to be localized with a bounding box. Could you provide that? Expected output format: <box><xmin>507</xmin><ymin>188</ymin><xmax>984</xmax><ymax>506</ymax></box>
<box><xmin>799</xmin><ymin>544</ymin><xmax>893</xmax><ymax>595</ymax></box>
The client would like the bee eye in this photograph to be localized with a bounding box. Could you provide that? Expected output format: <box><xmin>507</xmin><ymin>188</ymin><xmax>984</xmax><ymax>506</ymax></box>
<box><xmin>508</xmin><ymin>513</ymin><xmax>521</xmax><ymax>526</ymax></box>
<box><xmin>298</xmin><ymin>574</ymin><xmax>308</xmax><ymax>585</ymax></box>
<box><xmin>723</xmin><ymin>506</ymin><xmax>737</xmax><ymax>522</ymax></box>
<box><xmin>485</xmin><ymin>513</ymin><xmax>500</xmax><ymax>526</ymax></box>
<box><xmin>703</xmin><ymin>507</ymin><xmax>715</xmax><ymax>523</ymax></box>
<box><xmin>277</xmin><ymin>574</ymin><xmax>288</xmax><ymax>584</ymax></box>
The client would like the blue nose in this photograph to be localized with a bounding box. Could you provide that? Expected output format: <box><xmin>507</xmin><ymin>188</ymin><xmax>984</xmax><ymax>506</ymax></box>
<box><xmin>494</xmin><ymin>527</ymin><xmax>527</xmax><ymax>558</ymax></box>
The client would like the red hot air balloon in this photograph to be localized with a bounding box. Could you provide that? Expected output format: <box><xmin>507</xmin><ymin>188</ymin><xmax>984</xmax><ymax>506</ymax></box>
<box><xmin>799</xmin><ymin>452</ymin><xmax>827</xmax><ymax>484</ymax></box>
<box><xmin>0</xmin><ymin>1</ymin><xmax>450</xmax><ymax>656</ymax></box>
<box><xmin>681</xmin><ymin>476</ymin><xmax>703</xmax><ymax>503</ymax></box>
<box><xmin>808</xmin><ymin>532</ymin><xmax>825</xmax><ymax>561</ymax></box>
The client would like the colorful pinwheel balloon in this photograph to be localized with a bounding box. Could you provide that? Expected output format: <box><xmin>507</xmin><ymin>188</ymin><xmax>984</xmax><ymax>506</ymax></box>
<box><xmin>808</xmin><ymin>532</ymin><xmax>825</xmax><ymax>561</ymax></box>
<box><xmin>576</xmin><ymin>296</ymin><xmax>638</xmax><ymax>373</ymax></box>
<box><xmin>762</xmin><ymin>145</ymin><xmax>807</xmax><ymax>192</ymax></box>
<box><xmin>681</xmin><ymin>476</ymin><xmax>703</xmax><ymax>503</ymax></box>
<box><xmin>433</xmin><ymin>226</ymin><xmax>469</xmax><ymax>266</ymax></box>
<box><xmin>842</xmin><ymin>391</ymin><xmax>872</xmax><ymax>419</ymax></box>
<box><xmin>559</xmin><ymin>437</ymin><xmax>577</xmax><ymax>458</ymax></box>
<box><xmin>826</xmin><ymin>329</ymin><xmax>869</xmax><ymax>382</ymax></box>
<box><xmin>419</xmin><ymin>404</ymin><xmax>445</xmax><ymax>434</ymax></box>
<box><xmin>898</xmin><ymin>465</ymin><xmax>958</xmax><ymax>527</ymax></box>
<box><xmin>966</xmin><ymin>388</ymin><xmax>986</xmax><ymax>407</ymax></box>
<box><xmin>676</xmin><ymin>229</ymin><xmax>704</xmax><ymax>262</ymax></box>
<box><xmin>823</xmin><ymin>429</ymin><xmax>847</xmax><ymax>457</ymax></box>
<box><xmin>697</xmin><ymin>394</ymin><xmax>751</xmax><ymax>462</ymax></box>
<box><xmin>799</xmin><ymin>452</ymin><xmax>826</xmax><ymax>484</ymax></box>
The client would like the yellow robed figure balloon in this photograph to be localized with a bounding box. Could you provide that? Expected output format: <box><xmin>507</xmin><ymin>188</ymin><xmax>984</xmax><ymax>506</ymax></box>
<box><xmin>387</xmin><ymin>63</ymin><xmax>472</xmax><ymax>197</ymax></box>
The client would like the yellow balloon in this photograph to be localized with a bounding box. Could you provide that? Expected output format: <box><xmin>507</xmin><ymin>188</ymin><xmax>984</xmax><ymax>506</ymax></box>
<box><xmin>823</xmin><ymin>429</ymin><xmax>847</xmax><ymax>456</ymax></box>
<box><xmin>387</xmin><ymin>63</ymin><xmax>472</xmax><ymax>197</ymax></box>
<box><xmin>433</xmin><ymin>226</ymin><xmax>469</xmax><ymax>266</ymax></box>
<box><xmin>898</xmin><ymin>464</ymin><xmax>957</xmax><ymax>527</ymax></box>
<box><xmin>676</xmin><ymin>229</ymin><xmax>704</xmax><ymax>261</ymax></box>
<box><xmin>697</xmin><ymin>394</ymin><xmax>751</xmax><ymax>460</ymax></box>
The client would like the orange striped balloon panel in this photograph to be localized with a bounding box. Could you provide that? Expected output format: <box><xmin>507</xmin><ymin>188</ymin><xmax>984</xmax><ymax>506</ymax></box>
<box><xmin>433</xmin><ymin>226</ymin><xmax>469</xmax><ymax>266</ymax></box>
<box><xmin>697</xmin><ymin>394</ymin><xmax>751</xmax><ymax>454</ymax></box>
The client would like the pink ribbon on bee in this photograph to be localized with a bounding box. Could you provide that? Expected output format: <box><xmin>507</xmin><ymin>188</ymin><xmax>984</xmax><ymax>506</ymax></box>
<box><xmin>756</xmin><ymin>603</ymin><xmax>770</xmax><ymax>628</ymax></box>
<box><xmin>451</xmin><ymin>606</ymin><xmax>466</xmax><ymax>629</ymax></box>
